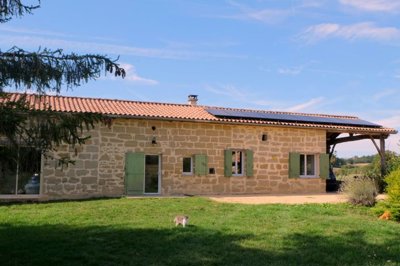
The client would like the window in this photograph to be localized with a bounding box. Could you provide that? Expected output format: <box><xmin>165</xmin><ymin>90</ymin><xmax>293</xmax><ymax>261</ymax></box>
<box><xmin>0</xmin><ymin>147</ymin><xmax>41</xmax><ymax>195</ymax></box>
<box><xmin>300</xmin><ymin>154</ymin><xmax>316</xmax><ymax>177</ymax></box>
<box><xmin>231</xmin><ymin>150</ymin><xmax>243</xmax><ymax>176</ymax></box>
<box><xmin>182</xmin><ymin>157</ymin><xmax>193</xmax><ymax>175</ymax></box>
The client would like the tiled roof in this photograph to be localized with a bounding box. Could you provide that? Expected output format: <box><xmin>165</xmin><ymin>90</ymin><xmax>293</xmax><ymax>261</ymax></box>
<box><xmin>3</xmin><ymin>93</ymin><xmax>396</xmax><ymax>134</ymax></box>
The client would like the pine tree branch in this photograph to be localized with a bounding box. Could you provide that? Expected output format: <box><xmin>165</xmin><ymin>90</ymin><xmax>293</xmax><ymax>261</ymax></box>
<box><xmin>0</xmin><ymin>0</ymin><xmax>40</xmax><ymax>23</ymax></box>
<box><xmin>0</xmin><ymin>93</ymin><xmax>112</xmax><ymax>165</ymax></box>
<box><xmin>0</xmin><ymin>1</ymin><xmax>126</xmax><ymax>167</ymax></box>
<box><xmin>0</xmin><ymin>47</ymin><xmax>126</xmax><ymax>93</ymax></box>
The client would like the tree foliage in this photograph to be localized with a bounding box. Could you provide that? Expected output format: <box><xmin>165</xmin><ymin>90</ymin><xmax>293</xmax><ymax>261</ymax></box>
<box><xmin>384</xmin><ymin>169</ymin><xmax>400</xmax><ymax>221</ymax></box>
<box><xmin>0</xmin><ymin>47</ymin><xmax>125</xmax><ymax>94</ymax></box>
<box><xmin>0</xmin><ymin>0</ymin><xmax>40</xmax><ymax>22</ymax></box>
<box><xmin>0</xmin><ymin>0</ymin><xmax>125</xmax><ymax>165</ymax></box>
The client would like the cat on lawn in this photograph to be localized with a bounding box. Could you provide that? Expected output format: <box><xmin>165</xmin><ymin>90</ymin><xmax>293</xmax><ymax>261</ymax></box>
<box><xmin>174</xmin><ymin>215</ymin><xmax>189</xmax><ymax>227</ymax></box>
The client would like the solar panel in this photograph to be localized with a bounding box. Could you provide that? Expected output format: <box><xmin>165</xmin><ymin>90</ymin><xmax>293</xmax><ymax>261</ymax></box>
<box><xmin>206</xmin><ymin>108</ymin><xmax>381</xmax><ymax>128</ymax></box>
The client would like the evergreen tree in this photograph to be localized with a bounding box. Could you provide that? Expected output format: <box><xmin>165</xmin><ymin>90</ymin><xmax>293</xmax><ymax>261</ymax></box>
<box><xmin>0</xmin><ymin>0</ymin><xmax>125</xmax><ymax>165</ymax></box>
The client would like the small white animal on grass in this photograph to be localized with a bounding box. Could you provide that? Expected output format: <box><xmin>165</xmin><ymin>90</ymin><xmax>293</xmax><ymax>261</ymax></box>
<box><xmin>174</xmin><ymin>215</ymin><xmax>189</xmax><ymax>227</ymax></box>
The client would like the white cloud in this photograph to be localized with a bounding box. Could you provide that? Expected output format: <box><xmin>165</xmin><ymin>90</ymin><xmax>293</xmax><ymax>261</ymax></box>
<box><xmin>372</xmin><ymin>89</ymin><xmax>398</xmax><ymax>101</ymax></box>
<box><xmin>0</xmin><ymin>30</ymin><xmax>245</xmax><ymax>60</ymax></box>
<box><xmin>250</xmin><ymin>99</ymin><xmax>274</xmax><ymax>106</ymax></box>
<box><xmin>339</xmin><ymin>0</ymin><xmax>400</xmax><ymax>12</ymax></box>
<box><xmin>117</xmin><ymin>64</ymin><xmax>158</xmax><ymax>85</ymax></box>
<box><xmin>205</xmin><ymin>84</ymin><xmax>248</xmax><ymax>99</ymax></box>
<box><xmin>204</xmin><ymin>84</ymin><xmax>283</xmax><ymax>108</ymax></box>
<box><xmin>278</xmin><ymin>65</ymin><xmax>305</xmax><ymax>75</ymax></box>
<box><xmin>284</xmin><ymin>97</ymin><xmax>325</xmax><ymax>112</ymax></box>
<box><xmin>394</xmin><ymin>70</ymin><xmax>400</xmax><ymax>79</ymax></box>
<box><xmin>0</xmin><ymin>25</ymin><xmax>77</xmax><ymax>38</ymax></box>
<box><xmin>300</xmin><ymin>0</ymin><xmax>326</xmax><ymax>8</ymax></box>
<box><xmin>224</xmin><ymin>1</ymin><xmax>291</xmax><ymax>24</ymax></box>
<box><xmin>300</xmin><ymin>22</ymin><xmax>400</xmax><ymax>43</ymax></box>
<box><xmin>377</xmin><ymin>115</ymin><xmax>400</xmax><ymax>128</ymax></box>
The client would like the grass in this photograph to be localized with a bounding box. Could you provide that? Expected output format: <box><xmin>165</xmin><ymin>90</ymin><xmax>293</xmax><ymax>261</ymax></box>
<box><xmin>0</xmin><ymin>197</ymin><xmax>399</xmax><ymax>266</ymax></box>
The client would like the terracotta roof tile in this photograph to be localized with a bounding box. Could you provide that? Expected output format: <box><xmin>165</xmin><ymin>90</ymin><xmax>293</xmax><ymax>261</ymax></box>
<box><xmin>2</xmin><ymin>93</ymin><xmax>396</xmax><ymax>134</ymax></box>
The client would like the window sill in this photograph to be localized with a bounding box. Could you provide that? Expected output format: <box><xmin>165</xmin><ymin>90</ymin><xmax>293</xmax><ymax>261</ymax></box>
<box><xmin>182</xmin><ymin>173</ymin><xmax>193</xmax><ymax>176</ymax></box>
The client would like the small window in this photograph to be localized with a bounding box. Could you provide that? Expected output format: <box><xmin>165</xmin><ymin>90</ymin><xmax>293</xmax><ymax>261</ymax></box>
<box><xmin>300</xmin><ymin>154</ymin><xmax>316</xmax><ymax>177</ymax></box>
<box><xmin>231</xmin><ymin>150</ymin><xmax>243</xmax><ymax>176</ymax></box>
<box><xmin>182</xmin><ymin>157</ymin><xmax>193</xmax><ymax>175</ymax></box>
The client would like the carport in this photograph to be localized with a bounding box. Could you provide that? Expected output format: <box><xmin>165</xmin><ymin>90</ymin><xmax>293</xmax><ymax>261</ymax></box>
<box><xmin>326</xmin><ymin>123</ymin><xmax>397</xmax><ymax>186</ymax></box>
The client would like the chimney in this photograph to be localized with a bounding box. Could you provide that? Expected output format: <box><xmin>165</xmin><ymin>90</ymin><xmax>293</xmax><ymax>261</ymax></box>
<box><xmin>188</xmin><ymin>95</ymin><xmax>198</xmax><ymax>106</ymax></box>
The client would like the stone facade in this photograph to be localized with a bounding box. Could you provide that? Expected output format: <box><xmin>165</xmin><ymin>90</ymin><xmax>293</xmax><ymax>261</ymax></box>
<box><xmin>40</xmin><ymin>118</ymin><xmax>327</xmax><ymax>200</ymax></box>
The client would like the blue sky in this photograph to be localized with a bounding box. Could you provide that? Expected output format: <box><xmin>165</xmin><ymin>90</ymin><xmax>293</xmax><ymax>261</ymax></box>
<box><xmin>1</xmin><ymin>0</ymin><xmax>400</xmax><ymax>157</ymax></box>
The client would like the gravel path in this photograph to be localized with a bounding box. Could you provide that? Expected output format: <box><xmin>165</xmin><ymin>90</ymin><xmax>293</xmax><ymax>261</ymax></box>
<box><xmin>209</xmin><ymin>193</ymin><xmax>387</xmax><ymax>205</ymax></box>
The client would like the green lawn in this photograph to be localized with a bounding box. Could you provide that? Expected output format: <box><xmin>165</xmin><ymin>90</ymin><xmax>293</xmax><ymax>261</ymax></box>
<box><xmin>0</xmin><ymin>198</ymin><xmax>399</xmax><ymax>266</ymax></box>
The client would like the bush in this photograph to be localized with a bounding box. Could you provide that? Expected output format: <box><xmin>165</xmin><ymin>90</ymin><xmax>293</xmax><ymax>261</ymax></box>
<box><xmin>340</xmin><ymin>176</ymin><xmax>378</xmax><ymax>206</ymax></box>
<box><xmin>385</xmin><ymin>169</ymin><xmax>400</xmax><ymax>221</ymax></box>
<box><xmin>365</xmin><ymin>151</ymin><xmax>400</xmax><ymax>192</ymax></box>
<box><xmin>371</xmin><ymin>201</ymin><xmax>390</xmax><ymax>216</ymax></box>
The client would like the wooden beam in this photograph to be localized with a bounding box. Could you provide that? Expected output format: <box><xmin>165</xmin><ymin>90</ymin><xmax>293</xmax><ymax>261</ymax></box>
<box><xmin>329</xmin><ymin>144</ymin><xmax>336</xmax><ymax>158</ymax></box>
<box><xmin>370</xmin><ymin>135</ymin><xmax>387</xmax><ymax>177</ymax></box>
<box><xmin>380</xmin><ymin>136</ymin><xmax>386</xmax><ymax>177</ymax></box>
<box><xmin>328</xmin><ymin>134</ymin><xmax>382</xmax><ymax>146</ymax></box>
<box><xmin>370</xmin><ymin>136</ymin><xmax>383</xmax><ymax>157</ymax></box>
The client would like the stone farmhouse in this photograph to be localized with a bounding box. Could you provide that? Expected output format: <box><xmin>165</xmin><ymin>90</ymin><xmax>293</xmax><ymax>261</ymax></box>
<box><xmin>0</xmin><ymin>93</ymin><xmax>396</xmax><ymax>200</ymax></box>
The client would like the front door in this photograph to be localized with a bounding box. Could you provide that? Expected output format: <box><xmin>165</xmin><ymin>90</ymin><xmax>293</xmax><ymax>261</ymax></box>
<box><xmin>125</xmin><ymin>152</ymin><xmax>160</xmax><ymax>195</ymax></box>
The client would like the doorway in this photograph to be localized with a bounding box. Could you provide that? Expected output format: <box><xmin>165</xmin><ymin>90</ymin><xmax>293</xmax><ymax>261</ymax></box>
<box><xmin>144</xmin><ymin>155</ymin><xmax>160</xmax><ymax>194</ymax></box>
<box><xmin>125</xmin><ymin>152</ymin><xmax>161</xmax><ymax>195</ymax></box>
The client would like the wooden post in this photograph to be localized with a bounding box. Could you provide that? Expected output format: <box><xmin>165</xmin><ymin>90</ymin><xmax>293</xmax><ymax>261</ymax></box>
<box><xmin>380</xmin><ymin>135</ymin><xmax>386</xmax><ymax>177</ymax></box>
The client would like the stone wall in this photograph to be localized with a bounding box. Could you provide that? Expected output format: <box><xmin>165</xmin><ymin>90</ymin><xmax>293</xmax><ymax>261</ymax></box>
<box><xmin>41</xmin><ymin>118</ymin><xmax>327</xmax><ymax>199</ymax></box>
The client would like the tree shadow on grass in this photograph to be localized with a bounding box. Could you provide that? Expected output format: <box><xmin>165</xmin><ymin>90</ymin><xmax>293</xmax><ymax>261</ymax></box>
<box><xmin>0</xmin><ymin>224</ymin><xmax>399</xmax><ymax>266</ymax></box>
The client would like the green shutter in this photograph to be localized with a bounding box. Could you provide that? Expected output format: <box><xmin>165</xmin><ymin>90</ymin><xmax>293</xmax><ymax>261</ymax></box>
<box><xmin>319</xmin><ymin>153</ymin><xmax>330</xmax><ymax>179</ymax></box>
<box><xmin>224</xmin><ymin>150</ymin><xmax>232</xmax><ymax>177</ymax></box>
<box><xmin>195</xmin><ymin>154</ymin><xmax>207</xmax><ymax>176</ymax></box>
<box><xmin>125</xmin><ymin>152</ymin><xmax>145</xmax><ymax>195</ymax></box>
<box><xmin>289</xmin><ymin>152</ymin><xmax>300</xmax><ymax>178</ymax></box>
<box><xmin>246</xmin><ymin>150</ymin><xmax>253</xmax><ymax>177</ymax></box>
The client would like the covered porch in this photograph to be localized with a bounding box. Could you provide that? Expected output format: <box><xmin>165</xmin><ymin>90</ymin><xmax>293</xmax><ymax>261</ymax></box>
<box><xmin>326</xmin><ymin>126</ymin><xmax>397</xmax><ymax>191</ymax></box>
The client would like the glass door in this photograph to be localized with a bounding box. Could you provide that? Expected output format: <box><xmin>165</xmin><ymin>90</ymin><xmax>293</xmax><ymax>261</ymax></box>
<box><xmin>144</xmin><ymin>155</ymin><xmax>160</xmax><ymax>194</ymax></box>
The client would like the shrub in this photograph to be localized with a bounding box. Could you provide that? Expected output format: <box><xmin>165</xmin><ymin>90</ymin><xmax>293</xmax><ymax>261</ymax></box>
<box><xmin>385</xmin><ymin>169</ymin><xmax>400</xmax><ymax>221</ymax></box>
<box><xmin>340</xmin><ymin>176</ymin><xmax>378</xmax><ymax>206</ymax></box>
<box><xmin>365</xmin><ymin>151</ymin><xmax>400</xmax><ymax>192</ymax></box>
<box><xmin>371</xmin><ymin>201</ymin><xmax>390</xmax><ymax>216</ymax></box>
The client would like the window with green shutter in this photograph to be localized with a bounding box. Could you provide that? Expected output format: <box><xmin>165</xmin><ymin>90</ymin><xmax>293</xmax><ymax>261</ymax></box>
<box><xmin>289</xmin><ymin>152</ymin><xmax>327</xmax><ymax>179</ymax></box>
<box><xmin>194</xmin><ymin>154</ymin><xmax>208</xmax><ymax>176</ymax></box>
<box><xmin>224</xmin><ymin>149</ymin><xmax>253</xmax><ymax>177</ymax></box>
